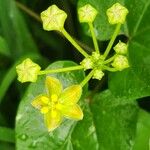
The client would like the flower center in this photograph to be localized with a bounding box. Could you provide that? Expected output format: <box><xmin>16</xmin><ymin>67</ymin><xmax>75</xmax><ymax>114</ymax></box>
<box><xmin>51</xmin><ymin>94</ymin><xmax>58</xmax><ymax>103</ymax></box>
<box><xmin>40</xmin><ymin>94</ymin><xmax>63</xmax><ymax>114</ymax></box>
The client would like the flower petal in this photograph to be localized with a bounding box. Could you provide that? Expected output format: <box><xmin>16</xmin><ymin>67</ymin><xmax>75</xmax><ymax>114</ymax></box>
<box><xmin>44</xmin><ymin>110</ymin><xmax>62</xmax><ymax>132</ymax></box>
<box><xmin>31</xmin><ymin>95</ymin><xmax>49</xmax><ymax>110</ymax></box>
<box><xmin>61</xmin><ymin>104</ymin><xmax>83</xmax><ymax>120</ymax></box>
<box><xmin>45</xmin><ymin>76</ymin><xmax>63</xmax><ymax>97</ymax></box>
<box><xmin>59</xmin><ymin>85</ymin><xmax>82</xmax><ymax>105</ymax></box>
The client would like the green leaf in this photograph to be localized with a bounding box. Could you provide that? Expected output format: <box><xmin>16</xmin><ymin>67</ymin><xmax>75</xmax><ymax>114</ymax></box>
<box><xmin>0</xmin><ymin>36</ymin><xmax>10</xmax><ymax>57</ymax></box>
<box><xmin>109</xmin><ymin>0</ymin><xmax>150</xmax><ymax>99</ymax></box>
<box><xmin>0</xmin><ymin>62</ymin><xmax>17</xmax><ymax>104</ymax></box>
<box><xmin>78</xmin><ymin>0</ymin><xmax>150</xmax><ymax>99</ymax></box>
<box><xmin>72</xmin><ymin>103</ymin><xmax>99</xmax><ymax>150</ymax></box>
<box><xmin>0</xmin><ymin>142</ymin><xmax>15</xmax><ymax>150</ymax></box>
<box><xmin>90</xmin><ymin>90</ymin><xmax>138</xmax><ymax>150</ymax></box>
<box><xmin>71</xmin><ymin>90</ymin><xmax>139</xmax><ymax>150</ymax></box>
<box><xmin>133</xmin><ymin>110</ymin><xmax>150</xmax><ymax>150</ymax></box>
<box><xmin>0</xmin><ymin>0</ymin><xmax>39</xmax><ymax>59</ymax></box>
<box><xmin>16</xmin><ymin>61</ymin><xmax>87</xmax><ymax>150</ymax></box>
<box><xmin>0</xmin><ymin>127</ymin><xmax>15</xmax><ymax>143</ymax></box>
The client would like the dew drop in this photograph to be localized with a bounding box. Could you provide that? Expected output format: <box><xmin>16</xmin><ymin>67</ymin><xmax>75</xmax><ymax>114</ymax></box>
<box><xmin>29</xmin><ymin>141</ymin><xmax>38</xmax><ymax>148</ymax></box>
<box><xmin>19</xmin><ymin>134</ymin><xmax>28</xmax><ymax>141</ymax></box>
<box><xmin>102</xmin><ymin>110</ymin><xmax>106</xmax><ymax>115</ymax></box>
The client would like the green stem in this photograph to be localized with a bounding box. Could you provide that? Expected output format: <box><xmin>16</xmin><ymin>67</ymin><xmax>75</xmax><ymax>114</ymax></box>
<box><xmin>0</xmin><ymin>127</ymin><xmax>15</xmax><ymax>143</ymax></box>
<box><xmin>103</xmin><ymin>66</ymin><xmax>118</xmax><ymax>72</ymax></box>
<box><xmin>88</xmin><ymin>22</ymin><xmax>100</xmax><ymax>54</ymax></box>
<box><xmin>39</xmin><ymin>65</ymin><xmax>84</xmax><ymax>75</ymax></box>
<box><xmin>15</xmin><ymin>1</ymin><xmax>41</xmax><ymax>22</ymax></box>
<box><xmin>61</xmin><ymin>28</ymin><xmax>89</xmax><ymax>58</ymax></box>
<box><xmin>103</xmin><ymin>23</ymin><xmax>121</xmax><ymax>59</ymax></box>
<box><xmin>103</xmin><ymin>54</ymin><xmax>117</xmax><ymax>64</ymax></box>
<box><xmin>80</xmin><ymin>70</ymin><xmax>94</xmax><ymax>87</ymax></box>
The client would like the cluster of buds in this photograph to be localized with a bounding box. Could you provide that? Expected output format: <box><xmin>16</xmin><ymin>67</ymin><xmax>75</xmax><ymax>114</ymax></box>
<box><xmin>16</xmin><ymin>3</ymin><xmax>129</xmax><ymax>131</ymax></box>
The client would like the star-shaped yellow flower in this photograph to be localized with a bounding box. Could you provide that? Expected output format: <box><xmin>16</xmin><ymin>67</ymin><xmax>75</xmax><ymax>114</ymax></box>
<box><xmin>31</xmin><ymin>76</ymin><xmax>83</xmax><ymax>132</ymax></box>
<box><xmin>41</xmin><ymin>5</ymin><xmax>67</xmax><ymax>31</ymax></box>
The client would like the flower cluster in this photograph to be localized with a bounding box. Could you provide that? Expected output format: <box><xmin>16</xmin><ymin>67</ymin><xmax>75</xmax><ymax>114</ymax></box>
<box><xmin>16</xmin><ymin>3</ymin><xmax>129</xmax><ymax>131</ymax></box>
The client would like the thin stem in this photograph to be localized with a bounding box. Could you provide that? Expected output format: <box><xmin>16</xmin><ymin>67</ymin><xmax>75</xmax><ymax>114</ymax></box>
<box><xmin>88</xmin><ymin>22</ymin><xmax>100</xmax><ymax>54</ymax></box>
<box><xmin>80</xmin><ymin>70</ymin><xmax>95</xmax><ymax>87</ymax></box>
<box><xmin>103</xmin><ymin>66</ymin><xmax>118</xmax><ymax>72</ymax></box>
<box><xmin>103</xmin><ymin>23</ymin><xmax>121</xmax><ymax>59</ymax></box>
<box><xmin>103</xmin><ymin>54</ymin><xmax>117</xmax><ymax>64</ymax></box>
<box><xmin>61</xmin><ymin>28</ymin><xmax>89</xmax><ymax>58</ymax></box>
<box><xmin>39</xmin><ymin>65</ymin><xmax>84</xmax><ymax>75</ymax></box>
<box><xmin>16</xmin><ymin>1</ymin><xmax>41</xmax><ymax>22</ymax></box>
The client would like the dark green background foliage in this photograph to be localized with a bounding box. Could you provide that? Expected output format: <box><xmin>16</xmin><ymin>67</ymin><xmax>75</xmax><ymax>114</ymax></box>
<box><xmin>0</xmin><ymin>0</ymin><xmax>150</xmax><ymax>150</ymax></box>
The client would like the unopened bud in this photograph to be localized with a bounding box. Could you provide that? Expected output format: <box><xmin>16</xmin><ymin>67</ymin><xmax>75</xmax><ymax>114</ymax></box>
<box><xmin>106</xmin><ymin>3</ymin><xmax>129</xmax><ymax>24</ymax></box>
<box><xmin>78</xmin><ymin>4</ymin><xmax>98</xmax><ymax>23</ymax></box>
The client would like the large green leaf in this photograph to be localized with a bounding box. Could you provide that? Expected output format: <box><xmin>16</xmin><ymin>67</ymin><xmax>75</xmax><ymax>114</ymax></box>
<box><xmin>71</xmin><ymin>90</ymin><xmax>138</xmax><ymax>150</ymax></box>
<box><xmin>15</xmin><ymin>61</ymin><xmax>87</xmax><ymax>150</ymax></box>
<box><xmin>72</xmin><ymin>103</ymin><xmax>99</xmax><ymax>150</ymax></box>
<box><xmin>90</xmin><ymin>90</ymin><xmax>138</xmax><ymax>150</ymax></box>
<box><xmin>133</xmin><ymin>110</ymin><xmax>150</xmax><ymax>150</ymax></box>
<box><xmin>78</xmin><ymin>0</ymin><xmax>150</xmax><ymax>99</ymax></box>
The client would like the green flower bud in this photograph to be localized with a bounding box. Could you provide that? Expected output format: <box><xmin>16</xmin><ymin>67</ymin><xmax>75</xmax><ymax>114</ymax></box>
<box><xmin>78</xmin><ymin>4</ymin><xmax>98</xmax><ymax>23</ymax></box>
<box><xmin>80</xmin><ymin>57</ymin><xmax>93</xmax><ymax>70</ymax></box>
<box><xmin>16</xmin><ymin>58</ymin><xmax>41</xmax><ymax>83</ymax></box>
<box><xmin>91</xmin><ymin>52</ymin><xmax>101</xmax><ymax>60</ymax></box>
<box><xmin>114</xmin><ymin>41</ymin><xmax>128</xmax><ymax>54</ymax></box>
<box><xmin>106</xmin><ymin>3</ymin><xmax>129</xmax><ymax>24</ymax></box>
<box><xmin>41</xmin><ymin>5</ymin><xmax>67</xmax><ymax>31</ymax></box>
<box><xmin>111</xmin><ymin>55</ymin><xmax>129</xmax><ymax>71</ymax></box>
<box><xmin>92</xmin><ymin>69</ymin><xmax>104</xmax><ymax>80</ymax></box>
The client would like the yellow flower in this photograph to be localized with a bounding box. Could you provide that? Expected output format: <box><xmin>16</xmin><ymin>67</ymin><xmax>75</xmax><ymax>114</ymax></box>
<box><xmin>31</xmin><ymin>76</ymin><xmax>83</xmax><ymax>132</ymax></box>
<box><xmin>41</xmin><ymin>5</ymin><xmax>67</xmax><ymax>31</ymax></box>
<box><xmin>16</xmin><ymin>58</ymin><xmax>41</xmax><ymax>83</ymax></box>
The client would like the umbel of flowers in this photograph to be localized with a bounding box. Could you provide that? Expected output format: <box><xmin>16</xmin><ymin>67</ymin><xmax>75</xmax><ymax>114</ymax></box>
<box><xmin>16</xmin><ymin>3</ymin><xmax>129</xmax><ymax>131</ymax></box>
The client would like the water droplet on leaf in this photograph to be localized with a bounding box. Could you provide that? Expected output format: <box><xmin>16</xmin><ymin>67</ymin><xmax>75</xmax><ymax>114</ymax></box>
<box><xmin>19</xmin><ymin>134</ymin><xmax>28</xmax><ymax>141</ymax></box>
<box><xmin>29</xmin><ymin>141</ymin><xmax>38</xmax><ymax>148</ymax></box>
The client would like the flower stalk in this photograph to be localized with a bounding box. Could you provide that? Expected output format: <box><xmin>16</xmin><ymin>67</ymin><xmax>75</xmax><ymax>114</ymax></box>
<box><xmin>80</xmin><ymin>70</ymin><xmax>95</xmax><ymax>87</ymax></box>
<box><xmin>39</xmin><ymin>66</ymin><xmax>84</xmax><ymax>75</ymax></box>
<box><xmin>88</xmin><ymin>22</ymin><xmax>100</xmax><ymax>54</ymax></box>
<box><xmin>61</xmin><ymin>28</ymin><xmax>89</xmax><ymax>58</ymax></box>
<box><xmin>103</xmin><ymin>23</ymin><xmax>121</xmax><ymax>59</ymax></box>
